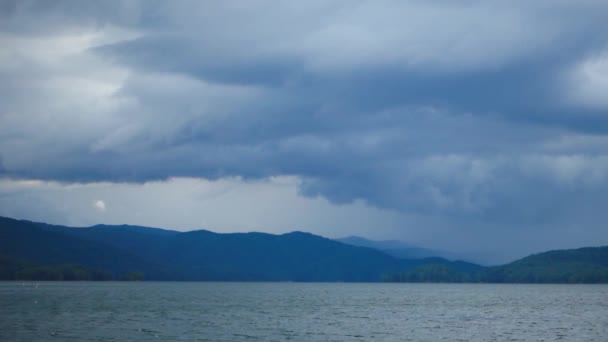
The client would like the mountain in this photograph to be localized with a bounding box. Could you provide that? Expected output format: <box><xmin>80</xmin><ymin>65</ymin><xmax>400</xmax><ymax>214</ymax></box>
<box><xmin>385</xmin><ymin>246</ymin><xmax>608</xmax><ymax>283</ymax></box>
<box><xmin>5</xmin><ymin>215</ymin><xmax>605</xmax><ymax>283</ymax></box>
<box><xmin>1</xmin><ymin>216</ymin><xmax>417</xmax><ymax>281</ymax></box>
<box><xmin>336</xmin><ymin>236</ymin><xmax>458</xmax><ymax>260</ymax></box>
<box><xmin>480</xmin><ymin>246</ymin><xmax>608</xmax><ymax>283</ymax></box>
<box><xmin>0</xmin><ymin>217</ymin><xmax>169</xmax><ymax>279</ymax></box>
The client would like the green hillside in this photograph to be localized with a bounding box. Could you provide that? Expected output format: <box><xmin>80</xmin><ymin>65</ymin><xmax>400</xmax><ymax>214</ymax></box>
<box><xmin>480</xmin><ymin>247</ymin><xmax>608</xmax><ymax>283</ymax></box>
<box><xmin>385</xmin><ymin>246</ymin><xmax>608</xmax><ymax>283</ymax></box>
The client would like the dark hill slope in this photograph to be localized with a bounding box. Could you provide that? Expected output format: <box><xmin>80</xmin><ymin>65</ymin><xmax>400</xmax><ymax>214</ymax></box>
<box><xmin>385</xmin><ymin>246</ymin><xmax>608</xmax><ymax>283</ymax></box>
<box><xmin>46</xmin><ymin>224</ymin><xmax>408</xmax><ymax>281</ymax></box>
<box><xmin>3</xmin><ymin>217</ymin><xmax>414</xmax><ymax>281</ymax></box>
<box><xmin>482</xmin><ymin>246</ymin><xmax>608</xmax><ymax>283</ymax></box>
<box><xmin>0</xmin><ymin>217</ymin><xmax>167</xmax><ymax>278</ymax></box>
<box><xmin>162</xmin><ymin>230</ymin><xmax>406</xmax><ymax>281</ymax></box>
<box><xmin>47</xmin><ymin>222</ymin><xmax>484</xmax><ymax>281</ymax></box>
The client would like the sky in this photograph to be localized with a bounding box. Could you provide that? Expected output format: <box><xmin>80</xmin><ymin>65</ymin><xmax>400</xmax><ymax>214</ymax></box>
<box><xmin>1</xmin><ymin>0</ymin><xmax>608</xmax><ymax>264</ymax></box>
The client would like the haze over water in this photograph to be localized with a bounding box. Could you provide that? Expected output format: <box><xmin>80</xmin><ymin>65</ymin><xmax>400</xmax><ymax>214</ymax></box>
<box><xmin>2</xmin><ymin>282</ymin><xmax>607</xmax><ymax>341</ymax></box>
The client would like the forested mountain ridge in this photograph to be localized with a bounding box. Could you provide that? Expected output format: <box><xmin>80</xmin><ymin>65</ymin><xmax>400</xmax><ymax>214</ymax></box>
<box><xmin>480</xmin><ymin>246</ymin><xmax>608</xmax><ymax>283</ymax></box>
<box><xmin>1</xmin><ymin>217</ymin><xmax>410</xmax><ymax>281</ymax></box>
<box><xmin>0</xmin><ymin>217</ymin><xmax>169</xmax><ymax>279</ymax></box>
<box><xmin>384</xmin><ymin>246</ymin><xmax>608</xmax><ymax>283</ymax></box>
<box><xmin>2</xmin><ymin>216</ymin><xmax>606</xmax><ymax>283</ymax></box>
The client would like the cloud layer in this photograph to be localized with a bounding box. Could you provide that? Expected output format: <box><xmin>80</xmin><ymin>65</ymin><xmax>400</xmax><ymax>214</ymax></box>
<box><xmin>2</xmin><ymin>0</ymin><xmax>608</xmax><ymax>262</ymax></box>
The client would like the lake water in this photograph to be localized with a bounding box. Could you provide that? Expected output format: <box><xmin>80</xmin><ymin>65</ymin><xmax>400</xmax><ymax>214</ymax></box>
<box><xmin>1</xmin><ymin>282</ymin><xmax>607</xmax><ymax>341</ymax></box>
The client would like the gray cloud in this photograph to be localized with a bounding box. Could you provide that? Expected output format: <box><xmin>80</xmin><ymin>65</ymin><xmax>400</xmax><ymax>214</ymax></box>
<box><xmin>2</xmin><ymin>0</ymin><xmax>608</xmax><ymax>262</ymax></box>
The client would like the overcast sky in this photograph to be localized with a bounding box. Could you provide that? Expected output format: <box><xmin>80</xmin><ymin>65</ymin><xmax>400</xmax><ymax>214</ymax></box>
<box><xmin>2</xmin><ymin>0</ymin><xmax>608</xmax><ymax>264</ymax></box>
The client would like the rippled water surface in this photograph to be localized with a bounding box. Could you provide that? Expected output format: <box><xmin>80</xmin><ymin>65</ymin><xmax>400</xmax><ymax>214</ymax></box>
<box><xmin>1</xmin><ymin>282</ymin><xmax>607</xmax><ymax>341</ymax></box>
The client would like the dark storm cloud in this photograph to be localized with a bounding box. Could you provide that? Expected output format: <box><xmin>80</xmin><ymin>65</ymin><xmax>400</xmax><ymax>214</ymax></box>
<box><xmin>96</xmin><ymin>35</ymin><xmax>302</xmax><ymax>86</ymax></box>
<box><xmin>0</xmin><ymin>0</ymin><xmax>163</xmax><ymax>34</ymax></box>
<box><xmin>2</xmin><ymin>0</ymin><xmax>608</xmax><ymax>230</ymax></box>
<box><xmin>94</xmin><ymin>7</ymin><xmax>608</xmax><ymax>133</ymax></box>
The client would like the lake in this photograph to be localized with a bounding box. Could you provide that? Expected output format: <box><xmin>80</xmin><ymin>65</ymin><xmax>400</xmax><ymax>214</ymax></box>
<box><xmin>1</xmin><ymin>282</ymin><xmax>607</xmax><ymax>341</ymax></box>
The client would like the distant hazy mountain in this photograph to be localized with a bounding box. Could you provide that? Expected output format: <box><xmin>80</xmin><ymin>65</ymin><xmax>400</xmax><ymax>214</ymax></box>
<box><xmin>336</xmin><ymin>236</ymin><xmax>458</xmax><ymax>260</ymax></box>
